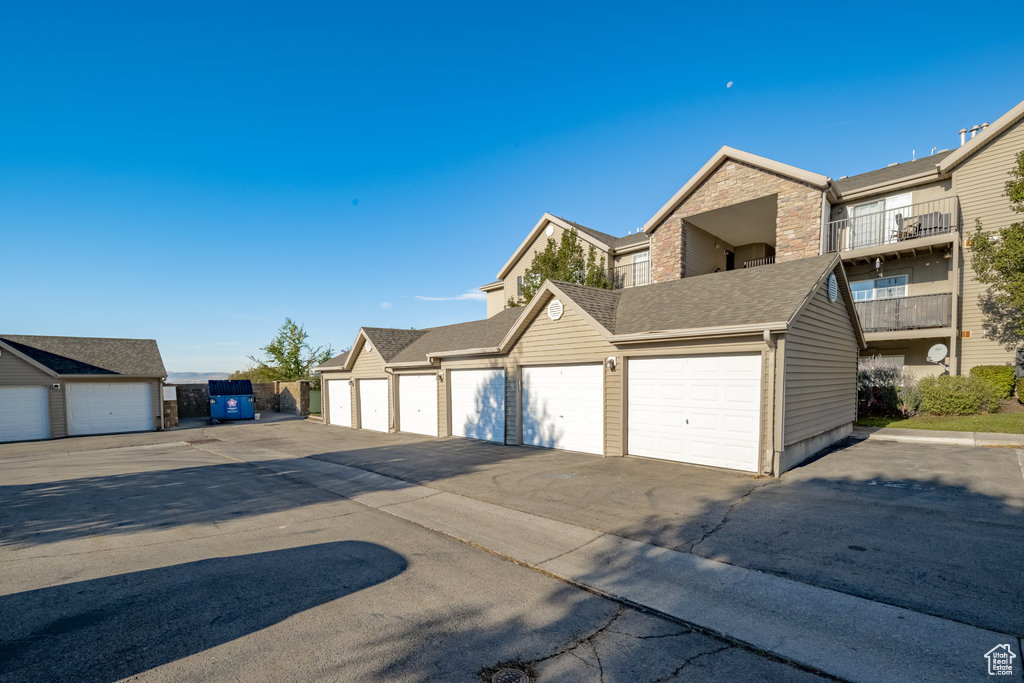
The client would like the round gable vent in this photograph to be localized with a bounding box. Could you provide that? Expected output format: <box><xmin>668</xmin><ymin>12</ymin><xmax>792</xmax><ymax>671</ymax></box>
<box><xmin>546</xmin><ymin>224</ymin><xmax>554</xmax><ymax>236</ymax></box>
<box><xmin>547</xmin><ymin>299</ymin><xmax>564</xmax><ymax>321</ymax></box>
<box><xmin>827</xmin><ymin>273</ymin><xmax>839</xmax><ymax>303</ymax></box>
<box><xmin>365</xmin><ymin>341</ymin><xmax>373</xmax><ymax>352</ymax></box>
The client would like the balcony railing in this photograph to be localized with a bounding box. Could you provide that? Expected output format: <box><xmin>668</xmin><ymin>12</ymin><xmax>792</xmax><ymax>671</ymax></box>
<box><xmin>826</xmin><ymin>197</ymin><xmax>960</xmax><ymax>253</ymax></box>
<box><xmin>608</xmin><ymin>259</ymin><xmax>651</xmax><ymax>289</ymax></box>
<box><xmin>743</xmin><ymin>256</ymin><xmax>775</xmax><ymax>268</ymax></box>
<box><xmin>854</xmin><ymin>293</ymin><xmax>952</xmax><ymax>333</ymax></box>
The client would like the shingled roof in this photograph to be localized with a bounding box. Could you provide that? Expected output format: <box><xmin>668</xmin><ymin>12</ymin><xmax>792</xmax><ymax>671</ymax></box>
<box><xmin>314</xmin><ymin>349</ymin><xmax>350</xmax><ymax>371</ymax></box>
<box><xmin>0</xmin><ymin>335</ymin><xmax>167</xmax><ymax>377</ymax></box>
<box><xmin>389</xmin><ymin>307</ymin><xmax>522</xmax><ymax>364</ymax></box>
<box><xmin>831</xmin><ymin>151</ymin><xmax>952</xmax><ymax>196</ymax></box>
<box><xmin>552</xmin><ymin>215</ymin><xmax>649</xmax><ymax>251</ymax></box>
<box><xmin>611</xmin><ymin>253</ymin><xmax>841</xmax><ymax>335</ymax></box>
<box><xmin>361</xmin><ymin>328</ymin><xmax>428</xmax><ymax>362</ymax></box>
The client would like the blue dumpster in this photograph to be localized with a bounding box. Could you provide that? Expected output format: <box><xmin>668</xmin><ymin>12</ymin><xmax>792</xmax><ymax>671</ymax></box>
<box><xmin>209</xmin><ymin>380</ymin><xmax>255</xmax><ymax>420</ymax></box>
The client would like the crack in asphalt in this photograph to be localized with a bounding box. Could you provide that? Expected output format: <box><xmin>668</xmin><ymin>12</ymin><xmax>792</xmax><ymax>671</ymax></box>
<box><xmin>652</xmin><ymin>644</ymin><xmax>733</xmax><ymax>682</ymax></box>
<box><xmin>688</xmin><ymin>481</ymin><xmax>772</xmax><ymax>554</ymax></box>
<box><xmin>525</xmin><ymin>605</ymin><xmax>626</xmax><ymax>672</ymax></box>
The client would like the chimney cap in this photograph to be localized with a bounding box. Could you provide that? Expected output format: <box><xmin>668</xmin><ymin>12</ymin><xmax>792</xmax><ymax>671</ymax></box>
<box><xmin>958</xmin><ymin>128</ymin><xmax>968</xmax><ymax>134</ymax></box>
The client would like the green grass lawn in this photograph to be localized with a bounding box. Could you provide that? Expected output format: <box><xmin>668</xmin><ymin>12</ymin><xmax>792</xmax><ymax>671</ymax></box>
<box><xmin>856</xmin><ymin>411</ymin><xmax>1024</xmax><ymax>434</ymax></box>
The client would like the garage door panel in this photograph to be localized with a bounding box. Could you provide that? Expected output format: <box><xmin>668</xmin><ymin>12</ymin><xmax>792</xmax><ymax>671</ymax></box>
<box><xmin>522</xmin><ymin>365</ymin><xmax>603</xmax><ymax>456</ymax></box>
<box><xmin>398</xmin><ymin>375</ymin><xmax>437</xmax><ymax>436</ymax></box>
<box><xmin>358</xmin><ymin>379</ymin><xmax>388</xmax><ymax>432</ymax></box>
<box><xmin>67</xmin><ymin>383</ymin><xmax>152</xmax><ymax>436</ymax></box>
<box><xmin>327</xmin><ymin>379</ymin><xmax>351</xmax><ymax>428</ymax></box>
<box><xmin>628</xmin><ymin>354</ymin><xmax>761</xmax><ymax>472</ymax></box>
<box><xmin>450</xmin><ymin>369</ymin><xmax>504</xmax><ymax>442</ymax></box>
<box><xmin>0</xmin><ymin>387</ymin><xmax>50</xmax><ymax>442</ymax></box>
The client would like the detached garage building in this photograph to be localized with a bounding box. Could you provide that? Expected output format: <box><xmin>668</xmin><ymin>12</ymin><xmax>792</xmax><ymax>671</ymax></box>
<box><xmin>316</xmin><ymin>255</ymin><xmax>863</xmax><ymax>476</ymax></box>
<box><xmin>0</xmin><ymin>335</ymin><xmax>167</xmax><ymax>443</ymax></box>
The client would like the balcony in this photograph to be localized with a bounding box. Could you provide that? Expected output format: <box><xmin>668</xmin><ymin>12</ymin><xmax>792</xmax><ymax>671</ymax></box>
<box><xmin>608</xmin><ymin>260</ymin><xmax>651</xmax><ymax>289</ymax></box>
<box><xmin>743</xmin><ymin>256</ymin><xmax>775</xmax><ymax>268</ymax></box>
<box><xmin>826</xmin><ymin>197</ymin><xmax>960</xmax><ymax>254</ymax></box>
<box><xmin>854</xmin><ymin>293</ymin><xmax>952</xmax><ymax>334</ymax></box>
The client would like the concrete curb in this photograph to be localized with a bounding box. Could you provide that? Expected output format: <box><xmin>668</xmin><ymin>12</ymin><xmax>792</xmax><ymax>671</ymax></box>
<box><xmin>213</xmin><ymin>447</ymin><xmax>1022</xmax><ymax>683</ymax></box>
<box><xmin>853</xmin><ymin>426</ymin><xmax>1024</xmax><ymax>448</ymax></box>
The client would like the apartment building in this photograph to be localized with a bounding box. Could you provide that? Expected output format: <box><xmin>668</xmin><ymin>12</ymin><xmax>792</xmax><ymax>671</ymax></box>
<box><xmin>482</xmin><ymin>98</ymin><xmax>1024</xmax><ymax>378</ymax></box>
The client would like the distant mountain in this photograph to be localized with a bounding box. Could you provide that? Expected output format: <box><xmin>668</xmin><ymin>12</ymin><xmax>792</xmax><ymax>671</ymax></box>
<box><xmin>166</xmin><ymin>372</ymin><xmax>230</xmax><ymax>384</ymax></box>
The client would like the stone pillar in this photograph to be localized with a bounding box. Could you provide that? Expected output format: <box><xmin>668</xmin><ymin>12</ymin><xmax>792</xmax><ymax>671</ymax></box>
<box><xmin>650</xmin><ymin>217</ymin><xmax>686</xmax><ymax>283</ymax></box>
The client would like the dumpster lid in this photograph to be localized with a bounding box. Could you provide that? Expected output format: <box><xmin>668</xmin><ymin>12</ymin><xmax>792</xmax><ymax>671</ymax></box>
<box><xmin>208</xmin><ymin>379</ymin><xmax>254</xmax><ymax>396</ymax></box>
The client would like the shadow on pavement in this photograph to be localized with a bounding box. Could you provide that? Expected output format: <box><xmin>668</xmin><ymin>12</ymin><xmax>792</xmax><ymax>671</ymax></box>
<box><xmin>0</xmin><ymin>541</ymin><xmax>406</xmax><ymax>682</ymax></box>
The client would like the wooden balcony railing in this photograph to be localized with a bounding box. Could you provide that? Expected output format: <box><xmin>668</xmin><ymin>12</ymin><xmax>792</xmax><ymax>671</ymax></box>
<box><xmin>854</xmin><ymin>293</ymin><xmax>952</xmax><ymax>333</ymax></box>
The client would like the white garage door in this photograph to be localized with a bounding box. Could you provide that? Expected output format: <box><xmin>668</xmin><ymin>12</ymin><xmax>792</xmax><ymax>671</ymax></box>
<box><xmin>358</xmin><ymin>379</ymin><xmax>388</xmax><ymax>432</ymax></box>
<box><xmin>398</xmin><ymin>374</ymin><xmax>437</xmax><ymax>436</ymax></box>
<box><xmin>327</xmin><ymin>379</ymin><xmax>352</xmax><ymax>428</ymax></box>
<box><xmin>522</xmin><ymin>365</ymin><xmax>603</xmax><ymax>455</ymax></box>
<box><xmin>0</xmin><ymin>387</ymin><xmax>50</xmax><ymax>442</ymax></box>
<box><xmin>628</xmin><ymin>354</ymin><xmax>762</xmax><ymax>472</ymax></box>
<box><xmin>450</xmin><ymin>369</ymin><xmax>504</xmax><ymax>443</ymax></box>
<box><xmin>67</xmin><ymin>382</ymin><xmax>153</xmax><ymax>436</ymax></box>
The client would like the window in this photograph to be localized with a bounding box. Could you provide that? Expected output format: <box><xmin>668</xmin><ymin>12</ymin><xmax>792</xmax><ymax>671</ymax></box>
<box><xmin>848</xmin><ymin>192</ymin><xmax>912</xmax><ymax>248</ymax></box>
<box><xmin>516</xmin><ymin>276</ymin><xmax>524</xmax><ymax>297</ymax></box>
<box><xmin>632</xmin><ymin>251</ymin><xmax>650</xmax><ymax>286</ymax></box>
<box><xmin>850</xmin><ymin>275</ymin><xmax>908</xmax><ymax>301</ymax></box>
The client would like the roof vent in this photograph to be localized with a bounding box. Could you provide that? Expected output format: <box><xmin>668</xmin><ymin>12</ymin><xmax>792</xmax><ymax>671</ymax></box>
<box><xmin>887</xmin><ymin>162</ymin><xmax>898</xmax><ymax>167</ymax></box>
<box><xmin>547</xmin><ymin>299</ymin><xmax>564</xmax><ymax>321</ymax></box>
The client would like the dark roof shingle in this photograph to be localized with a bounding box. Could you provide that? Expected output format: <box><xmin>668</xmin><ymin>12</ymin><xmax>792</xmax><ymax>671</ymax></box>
<box><xmin>361</xmin><ymin>328</ymin><xmax>428</xmax><ymax>362</ymax></box>
<box><xmin>832</xmin><ymin>151</ymin><xmax>952</xmax><ymax>195</ymax></box>
<box><xmin>389</xmin><ymin>307</ymin><xmax>522</xmax><ymax>364</ymax></box>
<box><xmin>612</xmin><ymin>254</ymin><xmax>838</xmax><ymax>335</ymax></box>
<box><xmin>0</xmin><ymin>335</ymin><xmax>167</xmax><ymax>377</ymax></box>
<box><xmin>551</xmin><ymin>215</ymin><xmax>649</xmax><ymax>252</ymax></box>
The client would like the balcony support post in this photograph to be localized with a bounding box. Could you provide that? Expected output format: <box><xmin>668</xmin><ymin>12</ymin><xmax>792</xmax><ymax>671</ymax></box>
<box><xmin>950</xmin><ymin>231</ymin><xmax>961</xmax><ymax>374</ymax></box>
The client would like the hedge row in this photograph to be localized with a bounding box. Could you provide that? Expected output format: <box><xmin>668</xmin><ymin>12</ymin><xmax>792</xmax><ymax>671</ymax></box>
<box><xmin>968</xmin><ymin>365</ymin><xmax>1017</xmax><ymax>399</ymax></box>
<box><xmin>919</xmin><ymin>375</ymin><xmax>1002</xmax><ymax>415</ymax></box>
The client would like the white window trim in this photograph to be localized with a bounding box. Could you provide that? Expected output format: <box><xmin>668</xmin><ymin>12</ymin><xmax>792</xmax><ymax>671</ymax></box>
<box><xmin>850</xmin><ymin>273</ymin><xmax>910</xmax><ymax>301</ymax></box>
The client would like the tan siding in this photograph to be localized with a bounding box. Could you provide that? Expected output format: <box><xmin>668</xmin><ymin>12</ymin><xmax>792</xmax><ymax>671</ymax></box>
<box><xmin>485</xmin><ymin>289</ymin><xmax>505</xmax><ymax>318</ymax></box>
<box><xmin>953</xmin><ymin>118</ymin><xmax>1024</xmax><ymax>370</ymax></box>
<box><xmin>49</xmin><ymin>386</ymin><xmax>67</xmax><ymax>438</ymax></box>
<box><xmin>502</xmin><ymin>225</ymin><xmax>613</xmax><ymax>304</ymax></box>
<box><xmin>684</xmin><ymin>223</ymin><xmax>730</xmax><ymax>277</ymax></box>
<box><xmin>349</xmin><ymin>342</ymin><xmax>387</xmax><ymax>378</ymax></box>
<box><xmin>0</xmin><ymin>350</ymin><xmax>52</xmax><ymax>385</ymax></box>
<box><xmin>845</xmin><ymin>254</ymin><xmax>953</xmax><ymax>297</ymax></box>
<box><xmin>783</xmin><ymin>271</ymin><xmax>858</xmax><ymax>445</ymax></box>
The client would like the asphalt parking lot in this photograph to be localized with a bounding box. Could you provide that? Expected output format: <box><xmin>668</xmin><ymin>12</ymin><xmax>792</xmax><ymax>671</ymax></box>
<box><xmin>1</xmin><ymin>419</ymin><xmax>1021</xmax><ymax>680</ymax></box>
<box><xmin>0</xmin><ymin>424</ymin><xmax>824</xmax><ymax>682</ymax></box>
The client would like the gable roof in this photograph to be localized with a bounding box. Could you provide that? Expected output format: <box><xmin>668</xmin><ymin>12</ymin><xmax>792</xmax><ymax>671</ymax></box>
<box><xmin>0</xmin><ymin>335</ymin><xmax>167</xmax><ymax>377</ymax></box>
<box><xmin>361</xmin><ymin>328</ymin><xmax>428</xmax><ymax>362</ymax></box>
<box><xmin>390</xmin><ymin>307</ymin><xmax>522</xmax><ymax>364</ymax></box>
<box><xmin>831</xmin><ymin>151</ymin><xmax>952</xmax><ymax>197</ymax></box>
<box><xmin>496</xmin><ymin>212</ymin><xmax>648</xmax><ymax>280</ymax></box>
<box><xmin>611</xmin><ymin>254</ymin><xmax>854</xmax><ymax>339</ymax></box>
<box><xmin>314</xmin><ymin>349</ymin><xmax>350</xmax><ymax>371</ymax></box>
<box><xmin>939</xmin><ymin>98</ymin><xmax>1024</xmax><ymax>174</ymax></box>
<box><xmin>643</xmin><ymin>146</ymin><xmax>830</xmax><ymax>234</ymax></box>
<box><xmin>496</xmin><ymin>254</ymin><xmax>862</xmax><ymax>348</ymax></box>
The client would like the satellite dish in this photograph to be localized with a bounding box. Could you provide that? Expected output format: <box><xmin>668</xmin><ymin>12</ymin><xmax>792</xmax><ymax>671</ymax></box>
<box><xmin>926</xmin><ymin>344</ymin><xmax>948</xmax><ymax>364</ymax></box>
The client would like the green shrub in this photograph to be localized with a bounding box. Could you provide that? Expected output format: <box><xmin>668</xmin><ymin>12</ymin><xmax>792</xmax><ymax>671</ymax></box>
<box><xmin>968</xmin><ymin>365</ymin><xmax>1016</xmax><ymax>399</ymax></box>
<box><xmin>857</xmin><ymin>356</ymin><xmax>918</xmax><ymax>417</ymax></box>
<box><xmin>1018</xmin><ymin>377</ymin><xmax>1024</xmax><ymax>405</ymax></box>
<box><xmin>919</xmin><ymin>375</ymin><xmax>1002</xmax><ymax>415</ymax></box>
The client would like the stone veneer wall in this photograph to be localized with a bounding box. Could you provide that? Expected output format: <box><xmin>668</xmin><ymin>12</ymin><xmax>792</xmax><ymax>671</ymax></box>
<box><xmin>650</xmin><ymin>159</ymin><xmax>824</xmax><ymax>283</ymax></box>
<box><xmin>275</xmin><ymin>380</ymin><xmax>310</xmax><ymax>416</ymax></box>
<box><xmin>163</xmin><ymin>399</ymin><xmax>179</xmax><ymax>428</ymax></box>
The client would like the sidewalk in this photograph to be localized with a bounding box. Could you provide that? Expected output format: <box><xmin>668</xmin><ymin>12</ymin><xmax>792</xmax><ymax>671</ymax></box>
<box><xmin>852</xmin><ymin>425</ymin><xmax>1024</xmax><ymax>447</ymax></box>
<box><xmin>202</xmin><ymin>438</ymin><xmax>1023</xmax><ymax>683</ymax></box>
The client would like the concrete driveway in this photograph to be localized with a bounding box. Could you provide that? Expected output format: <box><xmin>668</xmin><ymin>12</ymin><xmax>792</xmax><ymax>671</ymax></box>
<box><xmin>202</xmin><ymin>418</ymin><xmax>1023</xmax><ymax>636</ymax></box>
<box><xmin>0</xmin><ymin>425</ymin><xmax>825</xmax><ymax>682</ymax></box>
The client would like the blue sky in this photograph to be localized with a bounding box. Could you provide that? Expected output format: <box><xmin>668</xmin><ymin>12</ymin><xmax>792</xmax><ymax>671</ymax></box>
<box><xmin>2</xmin><ymin>1</ymin><xmax>1022</xmax><ymax>372</ymax></box>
